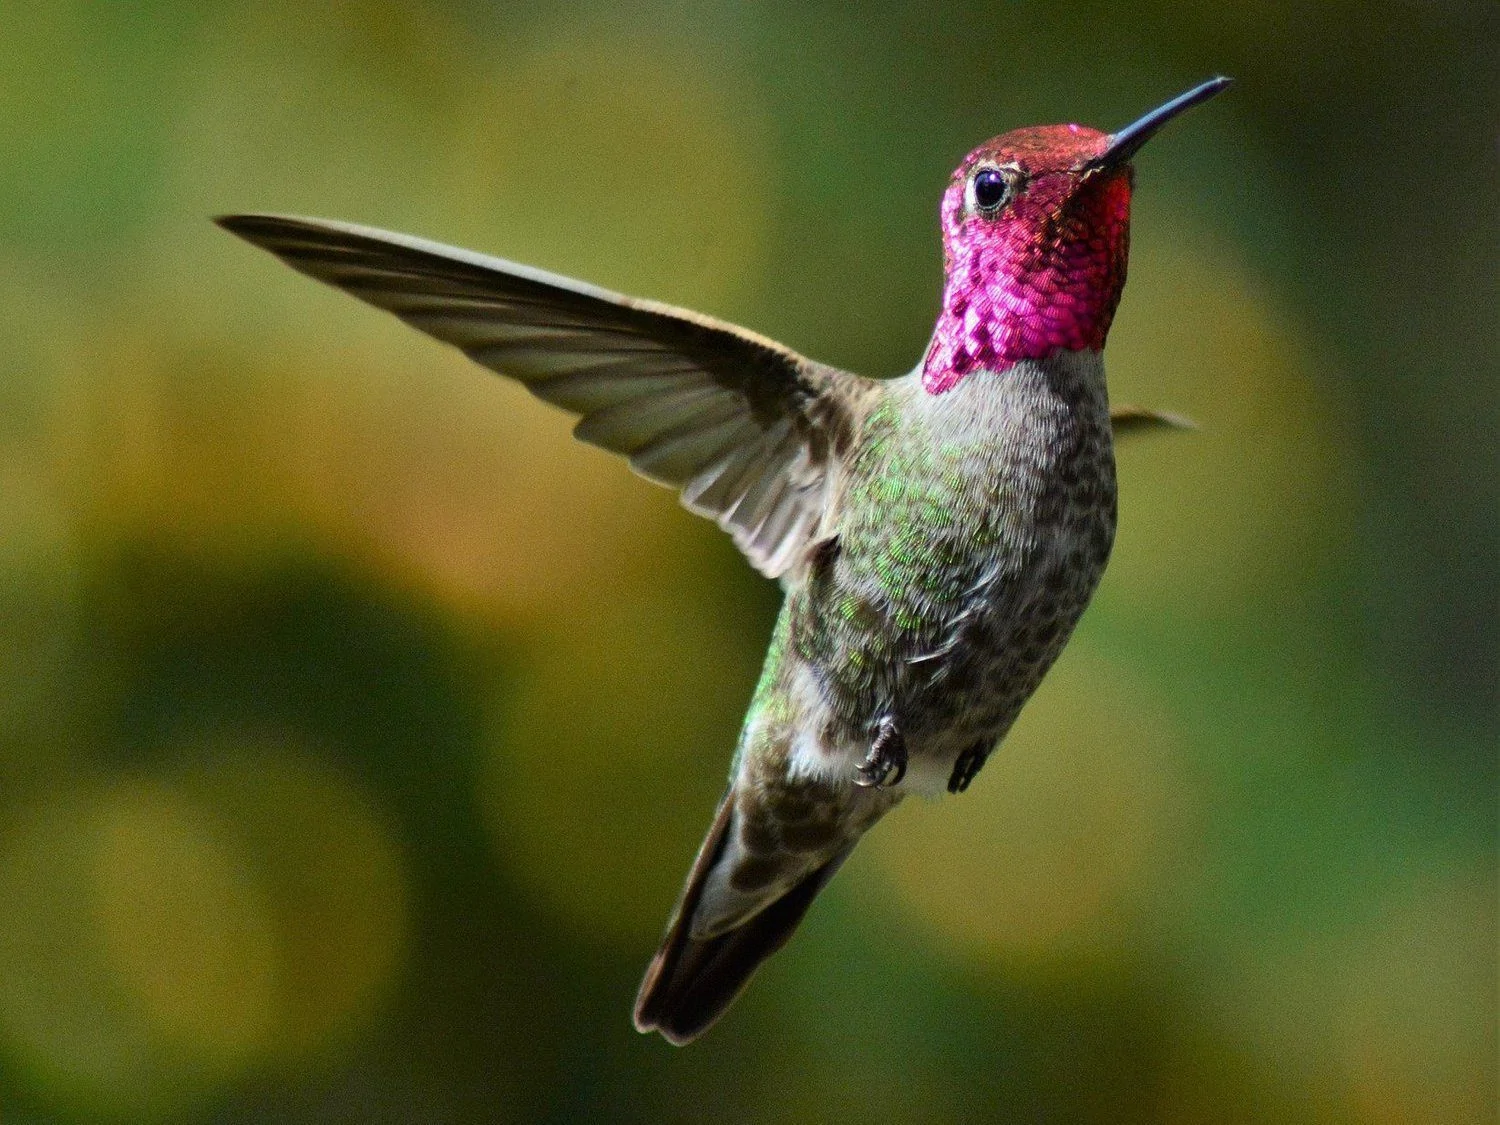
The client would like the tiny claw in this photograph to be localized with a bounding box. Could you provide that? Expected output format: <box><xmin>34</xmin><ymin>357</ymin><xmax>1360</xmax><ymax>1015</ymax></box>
<box><xmin>947</xmin><ymin>742</ymin><xmax>990</xmax><ymax>794</ymax></box>
<box><xmin>855</xmin><ymin>717</ymin><xmax>907</xmax><ymax>789</ymax></box>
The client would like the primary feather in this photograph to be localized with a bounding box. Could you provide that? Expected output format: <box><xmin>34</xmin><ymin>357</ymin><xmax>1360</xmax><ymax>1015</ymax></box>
<box><xmin>216</xmin><ymin>213</ymin><xmax>878</xmax><ymax>580</ymax></box>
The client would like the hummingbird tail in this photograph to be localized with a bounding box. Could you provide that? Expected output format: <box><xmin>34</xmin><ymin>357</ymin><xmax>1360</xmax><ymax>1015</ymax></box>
<box><xmin>633</xmin><ymin>790</ymin><xmax>853</xmax><ymax>1045</ymax></box>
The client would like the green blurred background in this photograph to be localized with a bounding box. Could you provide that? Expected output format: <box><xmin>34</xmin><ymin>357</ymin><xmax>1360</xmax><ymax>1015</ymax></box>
<box><xmin>0</xmin><ymin>1</ymin><xmax>1495</xmax><ymax>1121</ymax></box>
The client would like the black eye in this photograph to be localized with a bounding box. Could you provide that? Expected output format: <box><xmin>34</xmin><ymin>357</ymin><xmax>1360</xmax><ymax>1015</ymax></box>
<box><xmin>972</xmin><ymin>168</ymin><xmax>1011</xmax><ymax>212</ymax></box>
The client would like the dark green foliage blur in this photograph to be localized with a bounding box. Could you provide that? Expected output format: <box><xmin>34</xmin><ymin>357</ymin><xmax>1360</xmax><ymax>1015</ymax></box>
<box><xmin>0</xmin><ymin>1</ymin><xmax>1494</xmax><ymax>1122</ymax></box>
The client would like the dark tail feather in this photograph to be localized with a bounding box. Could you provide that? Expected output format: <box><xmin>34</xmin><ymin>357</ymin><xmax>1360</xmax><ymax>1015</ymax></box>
<box><xmin>633</xmin><ymin>792</ymin><xmax>851</xmax><ymax>1045</ymax></box>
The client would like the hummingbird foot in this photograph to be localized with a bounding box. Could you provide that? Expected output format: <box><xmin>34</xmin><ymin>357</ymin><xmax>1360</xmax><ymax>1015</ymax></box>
<box><xmin>854</xmin><ymin>717</ymin><xmax>907</xmax><ymax>789</ymax></box>
<box><xmin>947</xmin><ymin>743</ymin><xmax>990</xmax><ymax>794</ymax></box>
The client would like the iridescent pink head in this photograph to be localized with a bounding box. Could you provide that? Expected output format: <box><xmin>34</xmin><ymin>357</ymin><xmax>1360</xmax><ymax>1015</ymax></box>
<box><xmin>923</xmin><ymin>77</ymin><xmax>1231</xmax><ymax>394</ymax></box>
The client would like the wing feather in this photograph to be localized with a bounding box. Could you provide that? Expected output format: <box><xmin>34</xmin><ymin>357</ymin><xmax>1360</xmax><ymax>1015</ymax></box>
<box><xmin>218</xmin><ymin>213</ymin><xmax>880</xmax><ymax>578</ymax></box>
<box><xmin>1110</xmin><ymin>404</ymin><xmax>1196</xmax><ymax>436</ymax></box>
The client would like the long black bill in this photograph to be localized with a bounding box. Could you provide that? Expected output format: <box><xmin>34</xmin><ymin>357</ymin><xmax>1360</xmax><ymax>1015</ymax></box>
<box><xmin>1091</xmin><ymin>76</ymin><xmax>1233</xmax><ymax>169</ymax></box>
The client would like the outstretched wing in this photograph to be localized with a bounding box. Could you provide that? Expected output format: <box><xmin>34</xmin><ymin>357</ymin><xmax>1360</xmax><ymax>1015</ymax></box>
<box><xmin>218</xmin><ymin>214</ymin><xmax>878</xmax><ymax>579</ymax></box>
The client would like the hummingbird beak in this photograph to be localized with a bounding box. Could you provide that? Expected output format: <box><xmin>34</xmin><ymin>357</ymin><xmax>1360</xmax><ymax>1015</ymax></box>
<box><xmin>1089</xmin><ymin>76</ymin><xmax>1233</xmax><ymax>170</ymax></box>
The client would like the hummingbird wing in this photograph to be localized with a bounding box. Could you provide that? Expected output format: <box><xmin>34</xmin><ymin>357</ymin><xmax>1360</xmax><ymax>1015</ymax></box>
<box><xmin>1110</xmin><ymin>404</ymin><xmax>1197</xmax><ymax>436</ymax></box>
<box><xmin>218</xmin><ymin>214</ymin><xmax>878</xmax><ymax>579</ymax></box>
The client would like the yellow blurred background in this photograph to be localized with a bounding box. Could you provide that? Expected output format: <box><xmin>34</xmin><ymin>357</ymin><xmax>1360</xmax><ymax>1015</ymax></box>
<box><xmin>0</xmin><ymin>2</ymin><xmax>1494</xmax><ymax>1121</ymax></box>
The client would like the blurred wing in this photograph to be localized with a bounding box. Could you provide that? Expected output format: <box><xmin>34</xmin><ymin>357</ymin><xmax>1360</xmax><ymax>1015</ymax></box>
<box><xmin>1110</xmin><ymin>404</ymin><xmax>1197</xmax><ymax>438</ymax></box>
<box><xmin>217</xmin><ymin>214</ymin><xmax>877</xmax><ymax>579</ymax></box>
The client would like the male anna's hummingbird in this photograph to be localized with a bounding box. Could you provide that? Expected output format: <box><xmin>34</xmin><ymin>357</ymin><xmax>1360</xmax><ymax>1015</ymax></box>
<box><xmin>219</xmin><ymin>76</ymin><xmax>1231</xmax><ymax>1045</ymax></box>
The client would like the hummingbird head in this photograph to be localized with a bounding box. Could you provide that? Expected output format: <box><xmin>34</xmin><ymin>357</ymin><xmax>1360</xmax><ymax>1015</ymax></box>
<box><xmin>923</xmin><ymin>77</ymin><xmax>1231</xmax><ymax>394</ymax></box>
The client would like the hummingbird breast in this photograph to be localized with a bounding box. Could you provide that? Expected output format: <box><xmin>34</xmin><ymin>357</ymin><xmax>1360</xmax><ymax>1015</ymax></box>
<box><xmin>767</xmin><ymin>347</ymin><xmax>1118</xmax><ymax>796</ymax></box>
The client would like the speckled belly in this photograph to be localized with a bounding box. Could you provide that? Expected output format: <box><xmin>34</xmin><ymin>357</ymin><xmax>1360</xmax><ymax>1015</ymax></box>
<box><xmin>773</xmin><ymin>358</ymin><xmax>1118</xmax><ymax>794</ymax></box>
<box><xmin>901</xmin><ymin>508</ymin><xmax>1115</xmax><ymax>769</ymax></box>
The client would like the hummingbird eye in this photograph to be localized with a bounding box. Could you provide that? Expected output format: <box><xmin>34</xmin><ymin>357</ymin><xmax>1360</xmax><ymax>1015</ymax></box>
<box><xmin>971</xmin><ymin>167</ymin><xmax>1014</xmax><ymax>213</ymax></box>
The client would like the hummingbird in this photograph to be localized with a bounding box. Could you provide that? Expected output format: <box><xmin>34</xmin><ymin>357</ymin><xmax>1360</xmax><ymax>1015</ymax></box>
<box><xmin>218</xmin><ymin>76</ymin><xmax>1230</xmax><ymax>1045</ymax></box>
